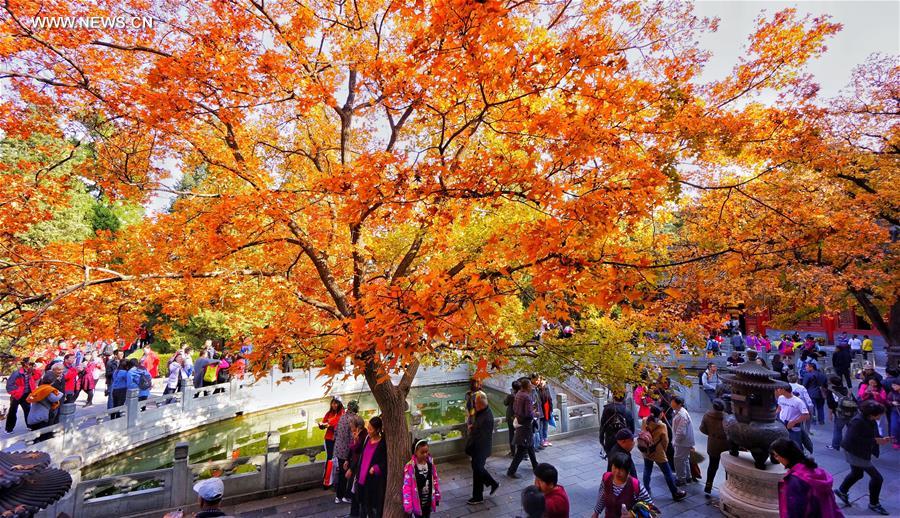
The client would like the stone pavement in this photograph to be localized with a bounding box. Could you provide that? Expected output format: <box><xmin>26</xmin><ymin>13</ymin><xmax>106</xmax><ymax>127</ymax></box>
<box><xmin>225</xmin><ymin>409</ymin><xmax>900</xmax><ymax>517</ymax></box>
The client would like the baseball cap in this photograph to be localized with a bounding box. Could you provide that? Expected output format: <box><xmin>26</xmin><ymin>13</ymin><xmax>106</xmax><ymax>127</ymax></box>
<box><xmin>193</xmin><ymin>477</ymin><xmax>224</xmax><ymax>502</ymax></box>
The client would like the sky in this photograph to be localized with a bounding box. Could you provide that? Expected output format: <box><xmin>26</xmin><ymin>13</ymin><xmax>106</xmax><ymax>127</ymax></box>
<box><xmin>692</xmin><ymin>0</ymin><xmax>899</xmax><ymax>98</ymax></box>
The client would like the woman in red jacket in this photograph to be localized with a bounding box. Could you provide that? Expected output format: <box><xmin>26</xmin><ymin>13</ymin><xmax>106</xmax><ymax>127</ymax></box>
<box><xmin>319</xmin><ymin>398</ymin><xmax>344</xmax><ymax>467</ymax></box>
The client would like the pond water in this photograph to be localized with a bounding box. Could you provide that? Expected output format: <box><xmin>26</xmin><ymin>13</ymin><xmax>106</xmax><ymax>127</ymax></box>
<box><xmin>82</xmin><ymin>383</ymin><xmax>506</xmax><ymax>480</ymax></box>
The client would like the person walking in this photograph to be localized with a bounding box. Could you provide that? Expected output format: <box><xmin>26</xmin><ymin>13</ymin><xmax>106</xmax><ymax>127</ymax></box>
<box><xmin>769</xmin><ymin>438</ymin><xmax>844</xmax><ymax>518</ymax></box>
<box><xmin>534</xmin><ymin>463</ymin><xmax>569</xmax><ymax>518</ymax></box>
<box><xmin>109</xmin><ymin>358</ymin><xmax>131</xmax><ymax>415</ymax></box>
<box><xmin>356</xmin><ymin>416</ymin><xmax>387</xmax><ymax>518</ymax></box>
<box><xmin>888</xmin><ymin>380</ymin><xmax>900</xmax><ymax>450</ymax></box>
<box><xmin>670</xmin><ymin>396</ymin><xmax>694</xmax><ymax>486</ymax></box>
<box><xmin>537</xmin><ymin>378</ymin><xmax>554</xmax><ymax>447</ymax></box>
<box><xmin>831</xmin><ymin>344</ymin><xmax>853</xmax><ymax>389</ymax></box>
<box><xmin>638</xmin><ymin>405</ymin><xmax>686</xmax><ymax>502</ymax></box>
<box><xmin>833</xmin><ymin>401</ymin><xmax>891</xmax><ymax>515</ymax></box>
<box><xmin>61</xmin><ymin>353</ymin><xmax>79</xmax><ymax>404</ymax></box>
<box><xmin>319</xmin><ymin>397</ymin><xmax>344</xmax><ymax>488</ymax></box>
<box><xmin>848</xmin><ymin>335</ymin><xmax>862</xmax><ymax>357</ymax></box>
<box><xmin>605</xmin><ymin>429</ymin><xmax>637</xmax><ymax>478</ymax></box>
<box><xmin>600</xmin><ymin>393</ymin><xmax>635</xmax><ymax>456</ymax></box>
<box><xmin>700</xmin><ymin>363</ymin><xmax>722</xmax><ymax>403</ymax></box>
<box><xmin>333</xmin><ymin>400</ymin><xmax>358</xmax><ymax>504</ymax></box>
<box><xmin>5</xmin><ymin>359</ymin><xmax>35</xmax><ymax>434</ymax></box>
<box><xmin>699</xmin><ymin>399</ymin><xmax>728</xmax><ymax>496</ymax></box>
<box><xmin>345</xmin><ymin>414</ymin><xmax>367</xmax><ymax>518</ymax></box>
<box><xmin>104</xmin><ymin>350</ymin><xmax>123</xmax><ymax>403</ymax></box>
<box><xmin>504</xmin><ymin>380</ymin><xmax>521</xmax><ymax>456</ymax></box>
<box><xmin>592</xmin><ymin>453</ymin><xmax>655</xmax><ymax>518</ymax></box>
<box><xmin>507</xmin><ymin>378</ymin><xmax>539</xmax><ymax>478</ymax></box>
<box><xmin>466</xmin><ymin>391</ymin><xmax>499</xmax><ymax>504</ymax></box>
<box><xmin>81</xmin><ymin>353</ymin><xmax>103</xmax><ymax>406</ymax></box>
<box><xmin>787</xmin><ymin>374</ymin><xmax>815</xmax><ymax>453</ymax></box>
<box><xmin>402</xmin><ymin>439</ymin><xmax>441</xmax><ymax>518</ymax></box>
<box><xmin>801</xmin><ymin>363</ymin><xmax>827</xmax><ymax>425</ymax></box>
<box><xmin>776</xmin><ymin>385</ymin><xmax>810</xmax><ymax>449</ymax></box>
<box><xmin>825</xmin><ymin>376</ymin><xmax>857</xmax><ymax>451</ymax></box>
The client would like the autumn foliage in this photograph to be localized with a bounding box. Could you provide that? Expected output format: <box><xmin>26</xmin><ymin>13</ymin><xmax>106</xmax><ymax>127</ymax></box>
<box><xmin>1</xmin><ymin>1</ymin><xmax>896</xmax><ymax>514</ymax></box>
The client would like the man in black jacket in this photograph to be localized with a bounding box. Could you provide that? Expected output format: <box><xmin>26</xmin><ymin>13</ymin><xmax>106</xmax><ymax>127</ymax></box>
<box><xmin>605</xmin><ymin>429</ymin><xmax>637</xmax><ymax>477</ymax></box>
<box><xmin>834</xmin><ymin>400</ymin><xmax>892</xmax><ymax>515</ymax></box>
<box><xmin>599</xmin><ymin>394</ymin><xmax>635</xmax><ymax>455</ymax></box>
<box><xmin>467</xmin><ymin>391</ymin><xmax>499</xmax><ymax>504</ymax></box>
<box><xmin>832</xmin><ymin>344</ymin><xmax>853</xmax><ymax>388</ymax></box>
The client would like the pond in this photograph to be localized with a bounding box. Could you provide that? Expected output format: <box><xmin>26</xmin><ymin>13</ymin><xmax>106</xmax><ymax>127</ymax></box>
<box><xmin>82</xmin><ymin>383</ymin><xmax>507</xmax><ymax>480</ymax></box>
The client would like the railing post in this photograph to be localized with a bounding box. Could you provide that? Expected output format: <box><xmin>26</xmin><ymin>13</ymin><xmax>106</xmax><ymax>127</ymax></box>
<box><xmin>182</xmin><ymin>384</ymin><xmax>194</xmax><ymax>411</ymax></box>
<box><xmin>171</xmin><ymin>442</ymin><xmax>190</xmax><ymax>508</ymax></box>
<box><xmin>592</xmin><ymin>387</ymin><xmax>605</xmax><ymax>416</ymax></box>
<box><xmin>229</xmin><ymin>378</ymin><xmax>238</xmax><ymax>401</ymax></box>
<box><xmin>126</xmin><ymin>388</ymin><xmax>140</xmax><ymax>429</ymax></box>
<box><xmin>265</xmin><ymin>431</ymin><xmax>281</xmax><ymax>495</ymax></box>
<box><xmin>556</xmin><ymin>393</ymin><xmax>569</xmax><ymax>433</ymax></box>
<box><xmin>59</xmin><ymin>402</ymin><xmax>77</xmax><ymax>429</ymax></box>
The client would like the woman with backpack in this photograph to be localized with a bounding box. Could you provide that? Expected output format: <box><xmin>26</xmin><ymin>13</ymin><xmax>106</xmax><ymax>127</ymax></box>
<box><xmin>592</xmin><ymin>453</ymin><xmax>656</xmax><ymax>518</ymax></box>
<box><xmin>825</xmin><ymin>376</ymin><xmax>856</xmax><ymax>451</ymax></box>
<box><xmin>769</xmin><ymin>438</ymin><xmax>843</xmax><ymax>518</ymax></box>
<box><xmin>638</xmin><ymin>405</ymin><xmax>686</xmax><ymax>502</ymax></box>
<box><xmin>128</xmin><ymin>359</ymin><xmax>153</xmax><ymax>401</ymax></box>
<box><xmin>699</xmin><ymin>399</ymin><xmax>728</xmax><ymax>496</ymax></box>
<box><xmin>834</xmin><ymin>400</ymin><xmax>892</xmax><ymax>515</ymax></box>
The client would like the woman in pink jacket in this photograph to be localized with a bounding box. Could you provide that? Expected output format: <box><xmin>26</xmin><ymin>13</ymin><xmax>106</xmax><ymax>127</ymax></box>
<box><xmin>858</xmin><ymin>378</ymin><xmax>888</xmax><ymax>406</ymax></box>
<box><xmin>402</xmin><ymin>439</ymin><xmax>441</xmax><ymax>518</ymax></box>
<box><xmin>770</xmin><ymin>438</ymin><xmax>843</xmax><ymax>518</ymax></box>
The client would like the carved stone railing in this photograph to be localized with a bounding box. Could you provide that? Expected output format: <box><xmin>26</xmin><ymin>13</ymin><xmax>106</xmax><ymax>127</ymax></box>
<box><xmin>39</xmin><ymin>387</ymin><xmax>599</xmax><ymax>518</ymax></box>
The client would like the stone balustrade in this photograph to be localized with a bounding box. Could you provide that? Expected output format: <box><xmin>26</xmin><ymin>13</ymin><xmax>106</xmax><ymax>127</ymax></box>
<box><xmin>36</xmin><ymin>385</ymin><xmax>601</xmax><ymax>518</ymax></box>
<box><xmin>1</xmin><ymin>364</ymin><xmax>473</xmax><ymax>469</ymax></box>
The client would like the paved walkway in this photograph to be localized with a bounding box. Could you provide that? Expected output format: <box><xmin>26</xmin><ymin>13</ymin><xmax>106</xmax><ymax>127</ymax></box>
<box><xmin>226</xmin><ymin>410</ymin><xmax>900</xmax><ymax>517</ymax></box>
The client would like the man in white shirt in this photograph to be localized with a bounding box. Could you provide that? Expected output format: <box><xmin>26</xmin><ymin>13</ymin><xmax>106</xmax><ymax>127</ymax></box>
<box><xmin>848</xmin><ymin>335</ymin><xmax>862</xmax><ymax>356</ymax></box>
<box><xmin>776</xmin><ymin>386</ymin><xmax>809</xmax><ymax>449</ymax></box>
<box><xmin>670</xmin><ymin>396</ymin><xmax>695</xmax><ymax>485</ymax></box>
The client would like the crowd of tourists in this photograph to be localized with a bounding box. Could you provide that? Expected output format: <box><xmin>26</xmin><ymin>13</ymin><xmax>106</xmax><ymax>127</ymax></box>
<box><xmin>5</xmin><ymin>326</ymin><xmax>896</xmax><ymax>517</ymax></box>
<box><xmin>4</xmin><ymin>336</ymin><xmax>251</xmax><ymax>434</ymax></box>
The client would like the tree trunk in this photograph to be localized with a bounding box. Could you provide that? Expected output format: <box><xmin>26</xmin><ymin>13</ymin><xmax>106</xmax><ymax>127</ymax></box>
<box><xmin>851</xmin><ymin>289</ymin><xmax>900</xmax><ymax>370</ymax></box>
<box><xmin>365</xmin><ymin>360</ymin><xmax>419</xmax><ymax>518</ymax></box>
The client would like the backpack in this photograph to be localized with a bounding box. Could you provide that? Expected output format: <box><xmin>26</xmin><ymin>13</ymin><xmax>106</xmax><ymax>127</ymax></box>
<box><xmin>138</xmin><ymin>371</ymin><xmax>152</xmax><ymax>391</ymax></box>
<box><xmin>203</xmin><ymin>363</ymin><xmax>219</xmax><ymax>383</ymax></box>
<box><xmin>601</xmin><ymin>405</ymin><xmax>629</xmax><ymax>447</ymax></box>
<box><xmin>834</xmin><ymin>392</ymin><xmax>858</xmax><ymax>420</ymax></box>
<box><xmin>636</xmin><ymin>430</ymin><xmax>660</xmax><ymax>454</ymax></box>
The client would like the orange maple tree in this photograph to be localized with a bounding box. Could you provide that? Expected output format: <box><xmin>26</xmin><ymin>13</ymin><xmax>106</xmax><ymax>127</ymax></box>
<box><xmin>1</xmin><ymin>1</ymin><xmax>852</xmax><ymax>512</ymax></box>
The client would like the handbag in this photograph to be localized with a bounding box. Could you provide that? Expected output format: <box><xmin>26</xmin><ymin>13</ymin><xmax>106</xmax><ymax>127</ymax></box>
<box><xmin>690</xmin><ymin>457</ymin><xmax>702</xmax><ymax>480</ymax></box>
